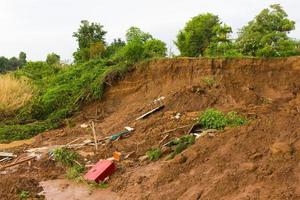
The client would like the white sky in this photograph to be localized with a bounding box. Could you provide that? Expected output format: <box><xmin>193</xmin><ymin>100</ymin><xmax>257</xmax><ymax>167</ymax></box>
<box><xmin>0</xmin><ymin>0</ymin><xmax>299</xmax><ymax>61</ymax></box>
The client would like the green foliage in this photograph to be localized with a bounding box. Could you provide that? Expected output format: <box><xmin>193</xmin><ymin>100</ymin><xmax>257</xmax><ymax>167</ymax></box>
<box><xmin>197</xmin><ymin>108</ymin><xmax>247</xmax><ymax>130</ymax></box>
<box><xmin>236</xmin><ymin>4</ymin><xmax>299</xmax><ymax>57</ymax></box>
<box><xmin>175</xmin><ymin>13</ymin><xmax>221</xmax><ymax>57</ymax></box>
<box><xmin>166</xmin><ymin>135</ymin><xmax>195</xmax><ymax>160</ymax></box>
<box><xmin>143</xmin><ymin>39</ymin><xmax>167</xmax><ymax>58</ymax></box>
<box><xmin>146</xmin><ymin>148</ymin><xmax>162</xmax><ymax>161</ymax></box>
<box><xmin>0</xmin><ymin>121</ymin><xmax>56</xmax><ymax>143</ymax></box>
<box><xmin>73</xmin><ymin>20</ymin><xmax>107</xmax><ymax>49</ymax></box>
<box><xmin>46</xmin><ymin>53</ymin><xmax>60</xmax><ymax>65</ymax></box>
<box><xmin>0</xmin><ymin>52</ymin><xmax>27</xmax><ymax>73</ymax></box>
<box><xmin>66</xmin><ymin>165</ymin><xmax>85</xmax><ymax>179</ymax></box>
<box><xmin>197</xmin><ymin>108</ymin><xmax>227</xmax><ymax>129</ymax></box>
<box><xmin>73</xmin><ymin>20</ymin><xmax>107</xmax><ymax>63</ymax></box>
<box><xmin>104</xmin><ymin>38</ymin><xmax>126</xmax><ymax>58</ymax></box>
<box><xmin>19</xmin><ymin>190</ymin><xmax>30</xmax><ymax>200</ymax></box>
<box><xmin>18</xmin><ymin>52</ymin><xmax>27</xmax><ymax>67</ymax></box>
<box><xmin>126</xmin><ymin>26</ymin><xmax>153</xmax><ymax>43</ymax></box>
<box><xmin>53</xmin><ymin>148</ymin><xmax>80</xmax><ymax>167</ymax></box>
<box><xmin>115</xmin><ymin>27</ymin><xmax>167</xmax><ymax>62</ymax></box>
<box><xmin>226</xmin><ymin>111</ymin><xmax>248</xmax><ymax>127</ymax></box>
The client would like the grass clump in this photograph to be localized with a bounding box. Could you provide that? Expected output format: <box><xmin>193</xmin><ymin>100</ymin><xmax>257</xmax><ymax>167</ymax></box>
<box><xmin>53</xmin><ymin>148</ymin><xmax>80</xmax><ymax>167</ymax></box>
<box><xmin>197</xmin><ymin>108</ymin><xmax>247</xmax><ymax>130</ymax></box>
<box><xmin>166</xmin><ymin>135</ymin><xmax>195</xmax><ymax>160</ymax></box>
<box><xmin>146</xmin><ymin>148</ymin><xmax>162</xmax><ymax>161</ymax></box>
<box><xmin>53</xmin><ymin>148</ymin><xmax>85</xmax><ymax>180</ymax></box>
<box><xmin>19</xmin><ymin>190</ymin><xmax>30</xmax><ymax>200</ymax></box>
<box><xmin>66</xmin><ymin>165</ymin><xmax>85</xmax><ymax>180</ymax></box>
<box><xmin>0</xmin><ymin>74</ymin><xmax>33</xmax><ymax>116</ymax></box>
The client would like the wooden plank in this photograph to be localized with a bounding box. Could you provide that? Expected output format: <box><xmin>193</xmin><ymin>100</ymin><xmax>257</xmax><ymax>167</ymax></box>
<box><xmin>136</xmin><ymin>105</ymin><xmax>165</xmax><ymax>120</ymax></box>
<box><xmin>0</xmin><ymin>152</ymin><xmax>17</xmax><ymax>158</ymax></box>
<box><xmin>0</xmin><ymin>156</ymin><xmax>35</xmax><ymax>170</ymax></box>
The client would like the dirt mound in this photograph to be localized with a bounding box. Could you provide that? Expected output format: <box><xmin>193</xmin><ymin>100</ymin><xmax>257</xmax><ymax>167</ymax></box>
<box><xmin>1</xmin><ymin>57</ymin><xmax>300</xmax><ymax>199</ymax></box>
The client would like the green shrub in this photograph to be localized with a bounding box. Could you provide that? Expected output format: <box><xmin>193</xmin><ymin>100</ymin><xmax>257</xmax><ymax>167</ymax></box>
<box><xmin>53</xmin><ymin>148</ymin><xmax>80</xmax><ymax>167</ymax></box>
<box><xmin>19</xmin><ymin>191</ymin><xmax>30</xmax><ymax>200</ymax></box>
<box><xmin>66</xmin><ymin>165</ymin><xmax>85</xmax><ymax>179</ymax></box>
<box><xmin>226</xmin><ymin>111</ymin><xmax>248</xmax><ymax>127</ymax></box>
<box><xmin>197</xmin><ymin>108</ymin><xmax>247</xmax><ymax>130</ymax></box>
<box><xmin>197</xmin><ymin>108</ymin><xmax>227</xmax><ymax>129</ymax></box>
<box><xmin>166</xmin><ymin>135</ymin><xmax>195</xmax><ymax>160</ymax></box>
<box><xmin>146</xmin><ymin>148</ymin><xmax>162</xmax><ymax>161</ymax></box>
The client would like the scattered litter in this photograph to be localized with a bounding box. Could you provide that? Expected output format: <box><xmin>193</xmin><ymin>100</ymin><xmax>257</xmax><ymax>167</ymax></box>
<box><xmin>112</xmin><ymin>151</ymin><xmax>122</xmax><ymax>161</ymax></box>
<box><xmin>188</xmin><ymin>124</ymin><xmax>218</xmax><ymax>139</ymax></box>
<box><xmin>0</xmin><ymin>152</ymin><xmax>17</xmax><ymax>158</ymax></box>
<box><xmin>89</xmin><ymin>121</ymin><xmax>98</xmax><ymax>150</ymax></box>
<box><xmin>84</xmin><ymin>160</ymin><xmax>116</xmax><ymax>183</ymax></box>
<box><xmin>107</xmin><ymin>127</ymin><xmax>134</xmax><ymax>141</ymax></box>
<box><xmin>159</xmin><ymin>135</ymin><xmax>169</xmax><ymax>146</ymax></box>
<box><xmin>0</xmin><ymin>157</ymin><xmax>12</xmax><ymax>163</ymax></box>
<box><xmin>138</xmin><ymin>155</ymin><xmax>148</xmax><ymax>162</ymax></box>
<box><xmin>136</xmin><ymin>105</ymin><xmax>165</xmax><ymax>120</ymax></box>
<box><xmin>153</xmin><ymin>96</ymin><xmax>165</xmax><ymax>104</ymax></box>
<box><xmin>174</xmin><ymin>113</ymin><xmax>181</xmax><ymax>119</ymax></box>
<box><xmin>0</xmin><ymin>156</ymin><xmax>36</xmax><ymax>171</ymax></box>
<box><xmin>124</xmin><ymin>151</ymin><xmax>135</xmax><ymax>159</ymax></box>
<box><xmin>80</xmin><ymin>123</ymin><xmax>89</xmax><ymax>128</ymax></box>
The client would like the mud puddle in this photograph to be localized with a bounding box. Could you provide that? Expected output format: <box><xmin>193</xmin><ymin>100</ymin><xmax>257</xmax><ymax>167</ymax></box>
<box><xmin>40</xmin><ymin>179</ymin><xmax>119</xmax><ymax>200</ymax></box>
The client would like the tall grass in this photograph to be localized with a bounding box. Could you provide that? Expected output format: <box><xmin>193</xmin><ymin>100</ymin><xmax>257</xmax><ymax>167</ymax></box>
<box><xmin>0</xmin><ymin>75</ymin><xmax>33</xmax><ymax>116</ymax></box>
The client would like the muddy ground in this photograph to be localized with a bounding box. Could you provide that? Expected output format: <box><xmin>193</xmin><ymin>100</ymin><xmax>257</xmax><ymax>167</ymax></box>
<box><xmin>1</xmin><ymin>57</ymin><xmax>300</xmax><ymax>199</ymax></box>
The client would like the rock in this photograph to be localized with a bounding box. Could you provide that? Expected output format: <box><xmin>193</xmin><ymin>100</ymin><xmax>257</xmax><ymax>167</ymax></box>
<box><xmin>138</xmin><ymin>155</ymin><xmax>148</xmax><ymax>162</ymax></box>
<box><xmin>270</xmin><ymin>142</ymin><xmax>292</xmax><ymax>156</ymax></box>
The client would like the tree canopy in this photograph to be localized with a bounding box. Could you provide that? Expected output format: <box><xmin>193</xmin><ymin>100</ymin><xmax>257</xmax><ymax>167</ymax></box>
<box><xmin>175</xmin><ymin>13</ymin><xmax>222</xmax><ymax>57</ymax></box>
<box><xmin>236</xmin><ymin>4</ymin><xmax>298</xmax><ymax>57</ymax></box>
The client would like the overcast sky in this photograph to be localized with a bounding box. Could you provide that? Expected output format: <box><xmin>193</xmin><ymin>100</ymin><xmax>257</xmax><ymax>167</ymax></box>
<box><xmin>0</xmin><ymin>0</ymin><xmax>299</xmax><ymax>61</ymax></box>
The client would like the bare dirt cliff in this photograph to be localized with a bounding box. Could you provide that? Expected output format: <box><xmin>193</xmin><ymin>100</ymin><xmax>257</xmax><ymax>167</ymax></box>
<box><xmin>1</xmin><ymin>57</ymin><xmax>300</xmax><ymax>200</ymax></box>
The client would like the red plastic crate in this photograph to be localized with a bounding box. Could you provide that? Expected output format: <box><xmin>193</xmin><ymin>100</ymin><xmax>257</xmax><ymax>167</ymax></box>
<box><xmin>84</xmin><ymin>160</ymin><xmax>116</xmax><ymax>183</ymax></box>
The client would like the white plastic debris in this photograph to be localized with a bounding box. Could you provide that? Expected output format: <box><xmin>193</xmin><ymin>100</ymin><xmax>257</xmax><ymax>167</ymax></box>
<box><xmin>80</xmin><ymin>123</ymin><xmax>89</xmax><ymax>128</ymax></box>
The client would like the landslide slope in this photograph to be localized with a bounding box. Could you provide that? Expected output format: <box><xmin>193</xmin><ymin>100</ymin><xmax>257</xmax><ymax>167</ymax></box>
<box><xmin>83</xmin><ymin>57</ymin><xmax>300</xmax><ymax>200</ymax></box>
<box><xmin>2</xmin><ymin>57</ymin><xmax>300</xmax><ymax>200</ymax></box>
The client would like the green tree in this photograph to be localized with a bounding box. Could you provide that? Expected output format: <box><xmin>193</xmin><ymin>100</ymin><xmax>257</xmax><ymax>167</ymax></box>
<box><xmin>236</xmin><ymin>4</ymin><xmax>298</xmax><ymax>57</ymax></box>
<box><xmin>115</xmin><ymin>27</ymin><xmax>167</xmax><ymax>62</ymax></box>
<box><xmin>126</xmin><ymin>27</ymin><xmax>152</xmax><ymax>43</ymax></box>
<box><xmin>73</xmin><ymin>20</ymin><xmax>107</xmax><ymax>63</ymax></box>
<box><xmin>0</xmin><ymin>56</ymin><xmax>9</xmax><ymax>73</ymax></box>
<box><xmin>18</xmin><ymin>52</ymin><xmax>27</xmax><ymax>67</ymax></box>
<box><xmin>204</xmin><ymin>24</ymin><xmax>241</xmax><ymax>57</ymax></box>
<box><xmin>46</xmin><ymin>53</ymin><xmax>60</xmax><ymax>65</ymax></box>
<box><xmin>104</xmin><ymin>38</ymin><xmax>126</xmax><ymax>58</ymax></box>
<box><xmin>89</xmin><ymin>41</ymin><xmax>105</xmax><ymax>59</ymax></box>
<box><xmin>144</xmin><ymin>39</ymin><xmax>167</xmax><ymax>58</ymax></box>
<box><xmin>175</xmin><ymin>13</ymin><xmax>221</xmax><ymax>57</ymax></box>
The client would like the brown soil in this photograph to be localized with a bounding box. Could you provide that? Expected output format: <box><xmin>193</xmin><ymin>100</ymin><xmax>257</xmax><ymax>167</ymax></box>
<box><xmin>1</xmin><ymin>57</ymin><xmax>300</xmax><ymax>199</ymax></box>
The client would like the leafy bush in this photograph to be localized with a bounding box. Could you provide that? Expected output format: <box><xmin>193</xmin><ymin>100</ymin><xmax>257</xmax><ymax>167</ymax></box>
<box><xmin>236</xmin><ymin>4</ymin><xmax>299</xmax><ymax>57</ymax></box>
<box><xmin>197</xmin><ymin>108</ymin><xmax>247</xmax><ymax>130</ymax></box>
<box><xmin>175</xmin><ymin>13</ymin><xmax>222</xmax><ymax>57</ymax></box>
<box><xmin>66</xmin><ymin>165</ymin><xmax>85</xmax><ymax>179</ymax></box>
<box><xmin>146</xmin><ymin>148</ymin><xmax>162</xmax><ymax>161</ymax></box>
<box><xmin>166</xmin><ymin>135</ymin><xmax>195</xmax><ymax>160</ymax></box>
<box><xmin>53</xmin><ymin>148</ymin><xmax>80</xmax><ymax>167</ymax></box>
<box><xmin>197</xmin><ymin>108</ymin><xmax>228</xmax><ymax>129</ymax></box>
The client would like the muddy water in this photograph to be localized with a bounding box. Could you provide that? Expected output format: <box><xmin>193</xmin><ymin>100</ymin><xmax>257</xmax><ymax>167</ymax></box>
<box><xmin>40</xmin><ymin>179</ymin><xmax>119</xmax><ymax>200</ymax></box>
<box><xmin>0</xmin><ymin>138</ymin><xmax>35</xmax><ymax>150</ymax></box>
